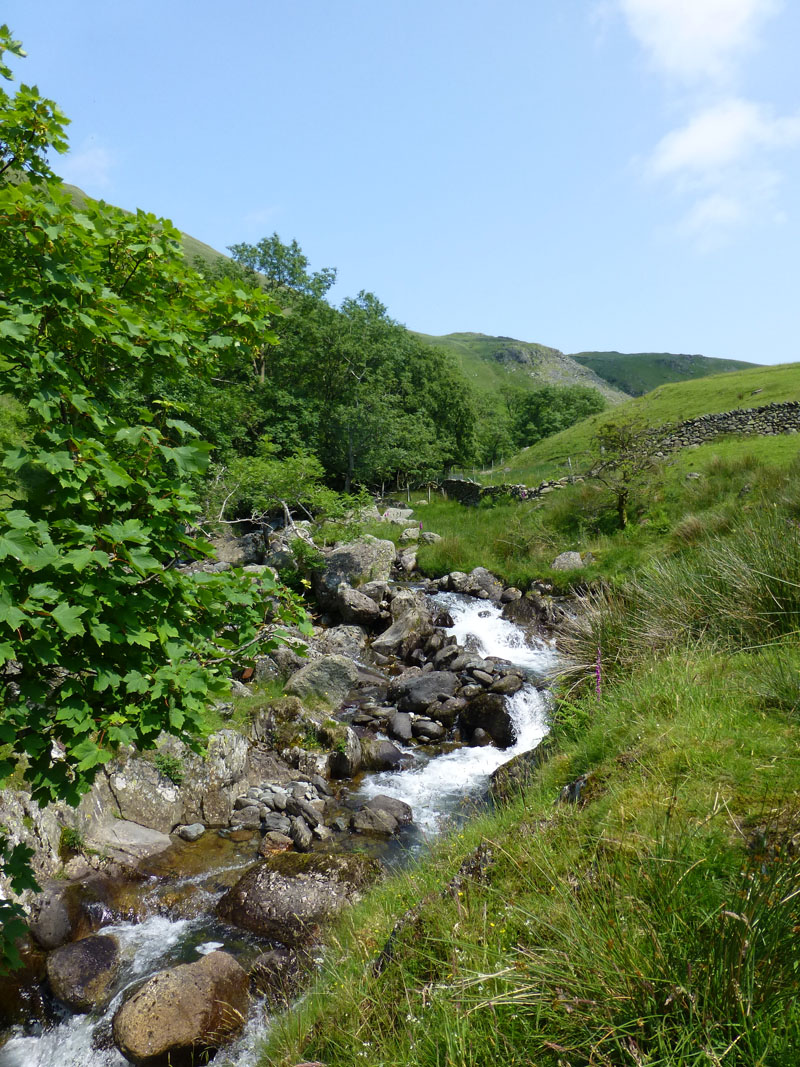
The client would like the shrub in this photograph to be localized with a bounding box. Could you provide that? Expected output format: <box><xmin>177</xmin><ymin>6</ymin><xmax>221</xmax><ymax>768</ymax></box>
<box><xmin>153</xmin><ymin>752</ymin><xmax>185</xmax><ymax>786</ymax></box>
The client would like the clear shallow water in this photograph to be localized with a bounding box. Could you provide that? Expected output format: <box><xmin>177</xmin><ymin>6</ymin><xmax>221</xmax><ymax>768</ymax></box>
<box><xmin>2</xmin><ymin>591</ymin><xmax>557</xmax><ymax>1067</ymax></box>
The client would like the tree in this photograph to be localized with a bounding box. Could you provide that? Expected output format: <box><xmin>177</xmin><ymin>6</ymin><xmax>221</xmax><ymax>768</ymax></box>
<box><xmin>510</xmin><ymin>385</ymin><xmax>607</xmax><ymax>450</ymax></box>
<box><xmin>588</xmin><ymin>419</ymin><xmax>663</xmax><ymax>530</ymax></box>
<box><xmin>0</xmin><ymin>30</ymin><xmax>309</xmax><ymax>970</ymax></box>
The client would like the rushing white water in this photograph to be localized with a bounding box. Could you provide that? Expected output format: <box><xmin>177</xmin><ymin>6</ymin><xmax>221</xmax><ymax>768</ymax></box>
<box><xmin>356</xmin><ymin>591</ymin><xmax>558</xmax><ymax>834</ymax></box>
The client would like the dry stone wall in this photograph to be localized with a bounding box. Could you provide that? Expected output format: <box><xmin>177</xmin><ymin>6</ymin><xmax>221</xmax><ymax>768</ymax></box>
<box><xmin>444</xmin><ymin>401</ymin><xmax>800</xmax><ymax>506</ymax></box>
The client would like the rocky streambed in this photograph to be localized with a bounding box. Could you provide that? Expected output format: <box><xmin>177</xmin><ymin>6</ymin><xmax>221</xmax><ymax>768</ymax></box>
<box><xmin>0</xmin><ymin>530</ymin><xmax>565</xmax><ymax>1067</ymax></box>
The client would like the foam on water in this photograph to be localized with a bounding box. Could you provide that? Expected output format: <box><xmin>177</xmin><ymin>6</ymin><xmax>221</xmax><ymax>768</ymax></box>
<box><xmin>356</xmin><ymin>591</ymin><xmax>558</xmax><ymax>833</ymax></box>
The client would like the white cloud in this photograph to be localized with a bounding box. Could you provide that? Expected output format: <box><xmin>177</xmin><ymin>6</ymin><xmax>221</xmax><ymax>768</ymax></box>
<box><xmin>619</xmin><ymin>0</ymin><xmax>781</xmax><ymax>82</ymax></box>
<box><xmin>611</xmin><ymin>0</ymin><xmax>797</xmax><ymax>245</ymax></box>
<box><xmin>650</xmin><ymin>98</ymin><xmax>800</xmax><ymax>177</ymax></box>
<box><xmin>58</xmin><ymin>140</ymin><xmax>114</xmax><ymax>192</ymax></box>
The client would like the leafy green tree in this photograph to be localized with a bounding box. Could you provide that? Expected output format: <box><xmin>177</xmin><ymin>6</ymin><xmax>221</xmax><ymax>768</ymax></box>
<box><xmin>510</xmin><ymin>385</ymin><xmax>607</xmax><ymax>449</ymax></box>
<box><xmin>0</xmin><ymin>31</ymin><xmax>309</xmax><ymax>970</ymax></box>
<box><xmin>589</xmin><ymin>419</ymin><xmax>663</xmax><ymax>529</ymax></box>
<box><xmin>228</xmin><ymin>233</ymin><xmax>337</xmax><ymax>299</ymax></box>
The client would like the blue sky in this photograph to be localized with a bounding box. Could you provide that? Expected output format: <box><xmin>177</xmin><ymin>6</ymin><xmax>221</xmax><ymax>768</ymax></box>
<box><xmin>5</xmin><ymin>0</ymin><xmax>799</xmax><ymax>363</ymax></box>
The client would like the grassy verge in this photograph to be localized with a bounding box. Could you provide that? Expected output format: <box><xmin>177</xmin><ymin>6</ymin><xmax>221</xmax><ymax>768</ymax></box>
<box><xmin>412</xmin><ymin>438</ymin><xmax>800</xmax><ymax>589</ymax></box>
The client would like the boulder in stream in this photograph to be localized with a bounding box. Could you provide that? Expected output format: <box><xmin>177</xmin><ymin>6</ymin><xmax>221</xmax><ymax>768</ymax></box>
<box><xmin>112</xmin><ymin>949</ymin><xmax>249</xmax><ymax>1066</ymax></box>
<box><xmin>46</xmin><ymin>933</ymin><xmax>120</xmax><ymax>1013</ymax></box>
<box><xmin>217</xmin><ymin>852</ymin><xmax>381</xmax><ymax>945</ymax></box>
<box><xmin>459</xmin><ymin>692</ymin><xmax>517</xmax><ymax>748</ymax></box>
<box><xmin>313</xmin><ymin>536</ymin><xmax>397</xmax><ymax>608</ymax></box>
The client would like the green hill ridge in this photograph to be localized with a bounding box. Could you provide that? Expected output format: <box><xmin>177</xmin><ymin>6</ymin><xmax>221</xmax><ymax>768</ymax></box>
<box><xmin>572</xmin><ymin>349</ymin><xmax>758</xmax><ymax>396</ymax></box>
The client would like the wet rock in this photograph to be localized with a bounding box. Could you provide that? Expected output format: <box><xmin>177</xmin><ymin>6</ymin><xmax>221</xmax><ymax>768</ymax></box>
<box><xmin>360</xmin><ymin>738</ymin><xmax>405</xmax><ymax>771</ymax></box>
<box><xmin>459</xmin><ymin>692</ymin><xmax>516</xmax><ymax>748</ymax></box>
<box><xmin>46</xmin><ymin>934</ymin><xmax>120</xmax><ymax>1013</ymax></box>
<box><xmin>284</xmin><ymin>655</ymin><xmax>359</xmax><ymax>708</ymax></box>
<box><xmin>490</xmin><ymin>673</ymin><xmax>524</xmax><ymax>696</ymax></box>
<box><xmin>392</xmin><ymin>670</ymin><xmax>459</xmax><ymax>714</ymax></box>
<box><xmin>388</xmin><ymin>711</ymin><xmax>413</xmax><ymax>742</ymax></box>
<box><xmin>365</xmin><ymin>795</ymin><xmax>413</xmax><ymax>825</ymax></box>
<box><xmin>470</xmin><ymin>727</ymin><xmax>493</xmax><ymax>747</ymax></box>
<box><xmin>489</xmin><ymin>739</ymin><xmax>554</xmax><ymax>802</ymax></box>
<box><xmin>176</xmin><ymin>823</ymin><xmax>206</xmax><ymax>842</ymax></box>
<box><xmin>471</xmin><ymin>669</ymin><xmax>494</xmax><ymax>686</ymax></box>
<box><xmin>217</xmin><ymin>852</ymin><xmax>381</xmax><ymax>945</ymax></box>
<box><xmin>112</xmin><ymin>950</ymin><xmax>249</xmax><ymax>1065</ymax></box>
<box><xmin>351</xmin><ymin>807</ymin><xmax>399</xmax><ymax>835</ymax></box>
<box><xmin>412</xmin><ymin>718</ymin><xmax>447</xmax><ymax>741</ymax></box>
<box><xmin>232</xmin><ymin>807</ymin><xmax>262</xmax><ymax>830</ymax></box>
<box><xmin>28</xmin><ymin>877</ymin><xmax>115</xmax><ymax>950</ymax></box>
<box><xmin>501</xmin><ymin>587</ymin><xmax>522</xmax><ymax>602</ymax></box>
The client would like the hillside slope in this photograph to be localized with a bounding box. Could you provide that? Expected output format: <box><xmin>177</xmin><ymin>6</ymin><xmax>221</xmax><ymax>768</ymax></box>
<box><xmin>498</xmin><ymin>359</ymin><xmax>800</xmax><ymax>485</ymax></box>
<box><xmin>572</xmin><ymin>350</ymin><xmax>758</xmax><ymax>396</ymax></box>
<box><xmin>413</xmin><ymin>331</ymin><xmax>629</xmax><ymax>404</ymax></box>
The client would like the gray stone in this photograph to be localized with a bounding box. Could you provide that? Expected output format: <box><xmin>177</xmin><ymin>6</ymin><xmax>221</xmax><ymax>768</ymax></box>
<box><xmin>217</xmin><ymin>853</ymin><xmax>381</xmax><ymax>944</ymax></box>
<box><xmin>392</xmin><ymin>670</ymin><xmax>459</xmax><ymax>714</ymax></box>
<box><xmin>365</xmin><ymin>795</ymin><xmax>413</xmax><ymax>825</ymax></box>
<box><xmin>371</xmin><ymin>590</ymin><xmax>433</xmax><ymax>658</ymax></box>
<box><xmin>262</xmin><ymin>812</ymin><xmax>292</xmax><ymax>835</ymax></box>
<box><xmin>381</xmin><ymin>508</ymin><xmax>413</xmax><ymax>524</ymax></box>
<box><xmin>285</xmin><ymin>655</ymin><xmax>359</xmax><ymax>708</ymax></box>
<box><xmin>327</xmin><ymin>726</ymin><xmax>362</xmax><ymax>779</ymax></box>
<box><xmin>419</xmin><ymin>531</ymin><xmax>442</xmax><ymax>544</ymax></box>
<box><xmin>551</xmin><ymin>551</ymin><xmax>584</xmax><ymax>571</ymax></box>
<box><xmin>177</xmin><ymin>823</ymin><xmax>206</xmax><ymax>842</ymax></box>
<box><xmin>314</xmin><ymin>623</ymin><xmax>369</xmax><ymax>659</ymax></box>
<box><xmin>47</xmin><ymin>934</ymin><xmax>120</xmax><ymax>1013</ymax></box>
<box><xmin>412</xmin><ymin>718</ymin><xmax>446</xmax><ymax>741</ymax></box>
<box><xmin>314</xmin><ymin>537</ymin><xmax>397</xmax><ymax>608</ymax></box>
<box><xmin>399</xmin><ymin>526</ymin><xmax>420</xmax><ymax>542</ymax></box>
<box><xmin>289</xmin><ymin>816</ymin><xmax>314</xmax><ymax>852</ymax></box>
<box><xmin>107</xmin><ymin>759</ymin><xmax>184</xmax><ymax>834</ymax></box>
<box><xmin>359</xmin><ymin>738</ymin><xmax>405</xmax><ymax>771</ymax></box>
<box><xmin>388</xmin><ymin>711</ymin><xmax>413</xmax><ymax>742</ymax></box>
<box><xmin>490</xmin><ymin>673</ymin><xmax>524</xmax><ymax>696</ymax></box>
<box><xmin>351</xmin><ymin>807</ymin><xmax>398</xmax><ymax>835</ymax></box>
<box><xmin>336</xmin><ymin>583</ymin><xmax>381</xmax><ymax>625</ymax></box>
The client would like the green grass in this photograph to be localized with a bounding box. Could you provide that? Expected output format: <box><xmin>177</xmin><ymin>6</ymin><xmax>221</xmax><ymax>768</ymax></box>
<box><xmin>498</xmin><ymin>361</ymin><xmax>800</xmax><ymax>486</ymax></box>
<box><xmin>572</xmin><ymin>351</ymin><xmax>757</xmax><ymax>397</ymax></box>
<box><xmin>410</xmin><ymin>438</ymin><xmax>800</xmax><ymax>590</ymax></box>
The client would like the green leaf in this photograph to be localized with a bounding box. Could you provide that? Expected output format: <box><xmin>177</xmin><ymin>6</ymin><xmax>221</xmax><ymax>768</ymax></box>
<box><xmin>50</xmin><ymin>602</ymin><xmax>86</xmax><ymax>636</ymax></box>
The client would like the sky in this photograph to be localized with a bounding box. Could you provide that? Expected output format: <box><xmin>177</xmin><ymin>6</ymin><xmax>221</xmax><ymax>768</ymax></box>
<box><xmin>4</xmin><ymin>0</ymin><xmax>800</xmax><ymax>364</ymax></box>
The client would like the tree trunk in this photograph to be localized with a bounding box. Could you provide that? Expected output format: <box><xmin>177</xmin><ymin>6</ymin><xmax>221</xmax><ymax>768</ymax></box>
<box><xmin>617</xmin><ymin>489</ymin><xmax>628</xmax><ymax>530</ymax></box>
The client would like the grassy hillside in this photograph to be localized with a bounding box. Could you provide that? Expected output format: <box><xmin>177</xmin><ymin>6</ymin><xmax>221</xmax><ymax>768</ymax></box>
<box><xmin>497</xmin><ymin>360</ymin><xmax>800</xmax><ymax>486</ymax></box>
<box><xmin>572</xmin><ymin>350</ymin><xmax>758</xmax><ymax>397</ymax></box>
<box><xmin>62</xmin><ymin>183</ymin><xmax>228</xmax><ymax>270</ymax></box>
<box><xmin>413</xmin><ymin>331</ymin><xmax>629</xmax><ymax>405</ymax></box>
